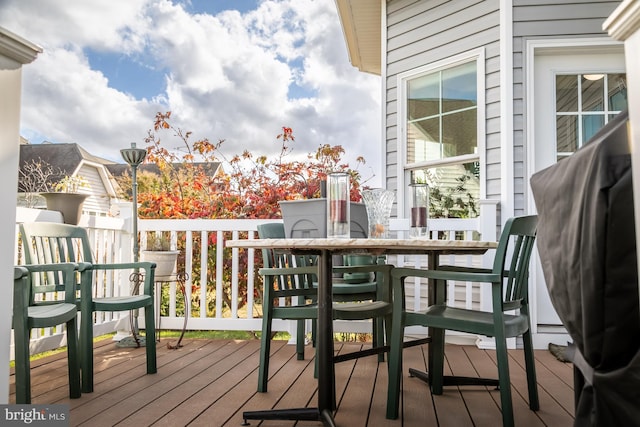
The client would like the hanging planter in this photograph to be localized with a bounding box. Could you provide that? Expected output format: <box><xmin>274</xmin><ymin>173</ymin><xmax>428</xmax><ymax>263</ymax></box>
<box><xmin>40</xmin><ymin>192</ymin><xmax>88</xmax><ymax>225</ymax></box>
<box><xmin>40</xmin><ymin>175</ymin><xmax>91</xmax><ymax>225</ymax></box>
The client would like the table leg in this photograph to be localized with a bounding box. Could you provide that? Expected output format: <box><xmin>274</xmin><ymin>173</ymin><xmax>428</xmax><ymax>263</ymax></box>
<box><xmin>317</xmin><ymin>249</ymin><xmax>336</xmax><ymax>415</ymax></box>
<box><xmin>242</xmin><ymin>249</ymin><xmax>336</xmax><ymax>427</ymax></box>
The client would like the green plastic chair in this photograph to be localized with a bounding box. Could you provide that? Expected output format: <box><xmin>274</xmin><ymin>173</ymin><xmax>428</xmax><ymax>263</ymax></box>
<box><xmin>20</xmin><ymin>222</ymin><xmax>157</xmax><ymax>393</ymax></box>
<box><xmin>386</xmin><ymin>215</ymin><xmax>540</xmax><ymax>427</ymax></box>
<box><xmin>256</xmin><ymin>222</ymin><xmax>393</xmax><ymax>392</ymax></box>
<box><xmin>258</xmin><ymin>223</ymin><xmax>383</xmax><ymax>351</ymax></box>
<box><xmin>12</xmin><ymin>263</ymin><xmax>81</xmax><ymax>403</ymax></box>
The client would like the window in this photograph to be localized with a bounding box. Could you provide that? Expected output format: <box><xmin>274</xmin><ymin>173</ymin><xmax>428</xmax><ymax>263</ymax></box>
<box><xmin>556</xmin><ymin>73</ymin><xmax>627</xmax><ymax>161</ymax></box>
<box><xmin>407</xmin><ymin>61</ymin><xmax>477</xmax><ymax>164</ymax></box>
<box><xmin>402</xmin><ymin>55</ymin><xmax>482</xmax><ymax>219</ymax></box>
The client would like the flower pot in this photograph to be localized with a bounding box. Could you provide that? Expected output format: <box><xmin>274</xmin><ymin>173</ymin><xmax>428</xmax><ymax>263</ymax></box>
<box><xmin>141</xmin><ymin>250</ymin><xmax>179</xmax><ymax>281</ymax></box>
<box><xmin>41</xmin><ymin>192</ymin><xmax>88</xmax><ymax>225</ymax></box>
<box><xmin>278</xmin><ymin>198</ymin><xmax>369</xmax><ymax>238</ymax></box>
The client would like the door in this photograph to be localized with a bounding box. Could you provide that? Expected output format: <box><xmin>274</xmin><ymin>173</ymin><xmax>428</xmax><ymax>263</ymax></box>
<box><xmin>531</xmin><ymin>45</ymin><xmax>627</xmax><ymax>326</ymax></box>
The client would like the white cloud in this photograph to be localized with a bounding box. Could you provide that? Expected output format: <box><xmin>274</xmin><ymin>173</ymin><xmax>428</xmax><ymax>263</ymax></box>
<box><xmin>0</xmin><ymin>0</ymin><xmax>382</xmax><ymax>185</ymax></box>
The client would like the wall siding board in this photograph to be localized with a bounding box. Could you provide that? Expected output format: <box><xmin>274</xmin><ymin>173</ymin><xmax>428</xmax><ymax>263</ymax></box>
<box><xmin>486</xmin><ymin>87</ymin><xmax>501</xmax><ymax>108</ymax></box>
<box><xmin>388</xmin><ymin>16</ymin><xmax>498</xmax><ymax>65</ymax></box>
<box><xmin>386</xmin><ymin>98</ymin><xmax>398</xmax><ymax>115</ymax></box>
<box><xmin>514</xmin><ymin>3</ymin><xmax>621</xmax><ymax>20</ymax></box>
<box><xmin>514</xmin><ymin>85</ymin><xmax>524</xmax><ymax>104</ymax></box>
<box><xmin>486</xmin><ymin>118</ymin><xmax>501</xmax><ymax>135</ymax></box>
<box><xmin>77</xmin><ymin>165</ymin><xmax>110</xmax><ymax>214</ymax></box>
<box><xmin>487</xmin><ymin>74</ymin><xmax>500</xmax><ymax>91</ymax></box>
<box><xmin>388</xmin><ymin>29</ymin><xmax>498</xmax><ymax>76</ymax></box>
<box><xmin>513</xmin><ymin>60</ymin><xmax>524</xmax><ymax>80</ymax></box>
<box><xmin>487</xmin><ymin>148</ymin><xmax>501</xmax><ymax>164</ymax></box>
<box><xmin>388</xmin><ymin>2</ymin><xmax>494</xmax><ymax>50</ymax></box>
<box><xmin>487</xmin><ymin>181</ymin><xmax>501</xmax><ymax>197</ymax></box>
<box><xmin>387</xmin><ymin>0</ymin><xmax>437</xmax><ymax>22</ymax></box>
<box><xmin>515</xmin><ymin>19</ymin><xmax>618</xmax><ymax>36</ymax></box>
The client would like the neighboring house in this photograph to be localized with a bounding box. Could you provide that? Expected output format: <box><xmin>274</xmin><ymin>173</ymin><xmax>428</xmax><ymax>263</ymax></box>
<box><xmin>335</xmin><ymin>0</ymin><xmax>627</xmax><ymax>347</ymax></box>
<box><xmin>18</xmin><ymin>142</ymin><xmax>120</xmax><ymax>216</ymax></box>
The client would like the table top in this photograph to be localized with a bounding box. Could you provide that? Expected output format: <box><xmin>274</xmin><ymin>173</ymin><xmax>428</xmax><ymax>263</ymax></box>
<box><xmin>226</xmin><ymin>238</ymin><xmax>497</xmax><ymax>256</ymax></box>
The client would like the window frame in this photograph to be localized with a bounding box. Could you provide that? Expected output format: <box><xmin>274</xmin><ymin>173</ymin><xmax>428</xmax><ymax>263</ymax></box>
<box><xmin>555</xmin><ymin>72</ymin><xmax>627</xmax><ymax>160</ymax></box>
<box><xmin>396</xmin><ymin>49</ymin><xmax>486</xmax><ymax>219</ymax></box>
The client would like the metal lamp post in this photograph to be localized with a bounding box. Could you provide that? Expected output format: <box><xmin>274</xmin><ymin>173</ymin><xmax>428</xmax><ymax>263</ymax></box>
<box><xmin>119</xmin><ymin>143</ymin><xmax>147</xmax><ymax>348</ymax></box>
<box><xmin>120</xmin><ymin>142</ymin><xmax>147</xmax><ymax>262</ymax></box>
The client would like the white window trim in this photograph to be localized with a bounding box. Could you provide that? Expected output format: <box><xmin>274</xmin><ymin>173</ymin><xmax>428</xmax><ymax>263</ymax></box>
<box><xmin>396</xmin><ymin>48</ymin><xmax>486</xmax><ymax>219</ymax></box>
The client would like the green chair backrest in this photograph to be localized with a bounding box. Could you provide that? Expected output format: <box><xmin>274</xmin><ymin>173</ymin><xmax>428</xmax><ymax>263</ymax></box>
<box><xmin>20</xmin><ymin>222</ymin><xmax>94</xmax><ymax>303</ymax></box>
<box><xmin>491</xmin><ymin>215</ymin><xmax>538</xmax><ymax>312</ymax></box>
<box><xmin>21</xmin><ymin>222</ymin><xmax>94</xmax><ymax>264</ymax></box>
<box><xmin>256</xmin><ymin>223</ymin><xmax>317</xmax><ymax>296</ymax></box>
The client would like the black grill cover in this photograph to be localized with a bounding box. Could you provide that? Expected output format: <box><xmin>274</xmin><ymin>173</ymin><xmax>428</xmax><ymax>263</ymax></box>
<box><xmin>530</xmin><ymin>110</ymin><xmax>640</xmax><ymax>426</ymax></box>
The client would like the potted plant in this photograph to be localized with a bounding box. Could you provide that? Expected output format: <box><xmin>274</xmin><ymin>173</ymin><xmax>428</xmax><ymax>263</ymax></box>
<box><xmin>141</xmin><ymin>233</ymin><xmax>179</xmax><ymax>280</ymax></box>
<box><xmin>40</xmin><ymin>175</ymin><xmax>90</xmax><ymax>225</ymax></box>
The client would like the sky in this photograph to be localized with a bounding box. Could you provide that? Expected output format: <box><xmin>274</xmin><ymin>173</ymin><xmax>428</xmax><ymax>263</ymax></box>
<box><xmin>0</xmin><ymin>0</ymin><xmax>383</xmax><ymax>186</ymax></box>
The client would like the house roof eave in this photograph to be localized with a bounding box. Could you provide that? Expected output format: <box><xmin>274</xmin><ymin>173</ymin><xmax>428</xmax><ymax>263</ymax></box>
<box><xmin>334</xmin><ymin>0</ymin><xmax>382</xmax><ymax>75</ymax></box>
<box><xmin>0</xmin><ymin>26</ymin><xmax>42</xmax><ymax>64</ymax></box>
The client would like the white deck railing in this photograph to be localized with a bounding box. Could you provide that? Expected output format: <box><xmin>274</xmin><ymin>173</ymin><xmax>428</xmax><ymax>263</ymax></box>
<box><xmin>13</xmin><ymin>200</ymin><xmax>498</xmax><ymax>357</ymax></box>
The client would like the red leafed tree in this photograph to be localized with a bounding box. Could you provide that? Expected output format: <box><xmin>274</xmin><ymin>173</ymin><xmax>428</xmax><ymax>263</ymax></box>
<box><xmin>119</xmin><ymin>111</ymin><xmax>370</xmax><ymax>319</ymax></box>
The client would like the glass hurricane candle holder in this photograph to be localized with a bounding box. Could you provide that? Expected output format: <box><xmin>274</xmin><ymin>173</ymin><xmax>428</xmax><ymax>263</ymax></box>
<box><xmin>327</xmin><ymin>172</ymin><xmax>350</xmax><ymax>238</ymax></box>
<box><xmin>410</xmin><ymin>183</ymin><xmax>429</xmax><ymax>238</ymax></box>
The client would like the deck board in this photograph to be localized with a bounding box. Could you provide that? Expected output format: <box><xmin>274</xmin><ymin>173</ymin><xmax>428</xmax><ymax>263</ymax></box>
<box><xmin>10</xmin><ymin>337</ymin><xmax>575</xmax><ymax>426</ymax></box>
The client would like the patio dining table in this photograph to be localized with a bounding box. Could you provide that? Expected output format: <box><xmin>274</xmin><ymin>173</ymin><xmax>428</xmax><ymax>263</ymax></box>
<box><xmin>226</xmin><ymin>237</ymin><xmax>497</xmax><ymax>427</ymax></box>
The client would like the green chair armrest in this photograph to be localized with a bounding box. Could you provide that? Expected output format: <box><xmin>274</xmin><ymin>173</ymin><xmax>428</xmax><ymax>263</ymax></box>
<box><xmin>14</xmin><ymin>266</ymin><xmax>29</xmax><ymax>280</ymax></box>
<box><xmin>80</xmin><ymin>261</ymin><xmax>156</xmax><ymax>298</ymax></box>
<box><xmin>259</xmin><ymin>266</ymin><xmax>318</xmax><ymax>276</ymax></box>
<box><xmin>391</xmin><ymin>266</ymin><xmax>500</xmax><ymax>284</ymax></box>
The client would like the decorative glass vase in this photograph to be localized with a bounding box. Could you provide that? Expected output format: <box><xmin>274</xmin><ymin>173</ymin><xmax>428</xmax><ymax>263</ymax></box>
<box><xmin>361</xmin><ymin>189</ymin><xmax>395</xmax><ymax>238</ymax></box>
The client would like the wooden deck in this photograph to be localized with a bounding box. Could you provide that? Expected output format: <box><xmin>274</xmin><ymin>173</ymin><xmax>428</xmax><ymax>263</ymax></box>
<box><xmin>10</xmin><ymin>337</ymin><xmax>575</xmax><ymax>426</ymax></box>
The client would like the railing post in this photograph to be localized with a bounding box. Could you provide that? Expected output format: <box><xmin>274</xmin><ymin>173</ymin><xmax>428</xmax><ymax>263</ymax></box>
<box><xmin>479</xmin><ymin>200</ymin><xmax>498</xmax><ymax>317</ymax></box>
<box><xmin>117</xmin><ymin>201</ymin><xmax>134</xmax><ymax>264</ymax></box>
<box><xmin>113</xmin><ymin>201</ymin><xmax>135</xmax><ymax>340</ymax></box>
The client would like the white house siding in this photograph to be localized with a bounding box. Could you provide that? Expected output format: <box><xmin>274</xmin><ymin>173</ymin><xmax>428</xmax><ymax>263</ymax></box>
<box><xmin>512</xmin><ymin>0</ymin><xmax>622</xmax><ymax>215</ymax></box>
<box><xmin>77</xmin><ymin>164</ymin><xmax>112</xmax><ymax>215</ymax></box>
<box><xmin>385</xmin><ymin>0</ymin><xmax>501</xmax><ymax>200</ymax></box>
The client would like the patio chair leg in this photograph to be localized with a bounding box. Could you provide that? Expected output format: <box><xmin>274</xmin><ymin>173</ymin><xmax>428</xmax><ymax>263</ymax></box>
<box><xmin>80</xmin><ymin>307</ymin><xmax>94</xmax><ymax>393</ymax></box>
<box><xmin>13</xmin><ymin>323</ymin><xmax>31</xmax><ymax>404</ymax></box>
<box><xmin>67</xmin><ymin>317</ymin><xmax>82</xmax><ymax>399</ymax></box>
<box><xmin>144</xmin><ymin>305</ymin><xmax>157</xmax><ymax>374</ymax></box>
